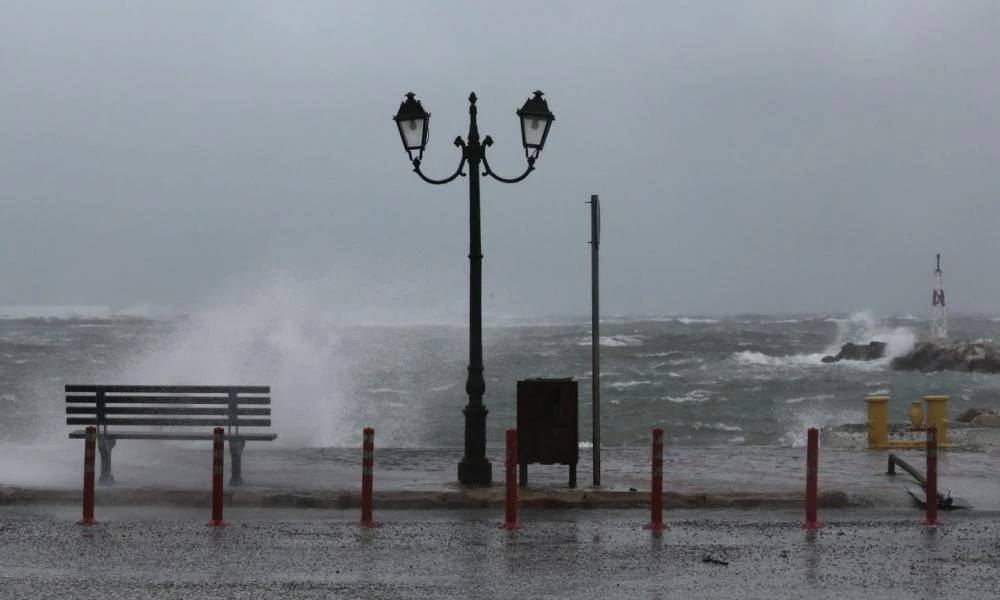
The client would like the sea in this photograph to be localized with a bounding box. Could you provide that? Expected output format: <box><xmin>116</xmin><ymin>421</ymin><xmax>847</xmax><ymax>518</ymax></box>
<box><xmin>4</xmin><ymin>305</ymin><xmax>1000</xmax><ymax>451</ymax></box>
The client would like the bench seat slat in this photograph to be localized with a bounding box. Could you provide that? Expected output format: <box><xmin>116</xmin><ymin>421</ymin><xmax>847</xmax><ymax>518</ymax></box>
<box><xmin>66</xmin><ymin>395</ymin><xmax>271</xmax><ymax>405</ymax></box>
<box><xmin>68</xmin><ymin>429</ymin><xmax>277</xmax><ymax>441</ymax></box>
<box><xmin>66</xmin><ymin>417</ymin><xmax>272</xmax><ymax>427</ymax></box>
<box><xmin>65</xmin><ymin>385</ymin><xmax>270</xmax><ymax>394</ymax></box>
<box><xmin>66</xmin><ymin>406</ymin><xmax>270</xmax><ymax>416</ymax></box>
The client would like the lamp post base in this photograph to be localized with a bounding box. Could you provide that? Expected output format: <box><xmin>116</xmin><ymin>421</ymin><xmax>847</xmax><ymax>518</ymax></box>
<box><xmin>458</xmin><ymin>457</ymin><xmax>492</xmax><ymax>486</ymax></box>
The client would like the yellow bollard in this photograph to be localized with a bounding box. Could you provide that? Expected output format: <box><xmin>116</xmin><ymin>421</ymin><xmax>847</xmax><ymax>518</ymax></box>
<box><xmin>909</xmin><ymin>400</ymin><xmax>924</xmax><ymax>430</ymax></box>
<box><xmin>865</xmin><ymin>396</ymin><xmax>890</xmax><ymax>449</ymax></box>
<box><xmin>924</xmin><ymin>395</ymin><xmax>948</xmax><ymax>445</ymax></box>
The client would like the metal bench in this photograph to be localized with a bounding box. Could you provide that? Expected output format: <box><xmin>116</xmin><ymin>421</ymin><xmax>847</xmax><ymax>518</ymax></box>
<box><xmin>66</xmin><ymin>384</ymin><xmax>276</xmax><ymax>486</ymax></box>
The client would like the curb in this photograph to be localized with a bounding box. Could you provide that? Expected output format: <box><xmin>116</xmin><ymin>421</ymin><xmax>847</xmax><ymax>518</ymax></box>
<box><xmin>0</xmin><ymin>486</ymin><xmax>858</xmax><ymax>510</ymax></box>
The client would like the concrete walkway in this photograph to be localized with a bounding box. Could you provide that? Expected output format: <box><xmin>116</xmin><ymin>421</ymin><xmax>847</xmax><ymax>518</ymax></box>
<box><xmin>1</xmin><ymin>440</ymin><xmax>998</xmax><ymax>512</ymax></box>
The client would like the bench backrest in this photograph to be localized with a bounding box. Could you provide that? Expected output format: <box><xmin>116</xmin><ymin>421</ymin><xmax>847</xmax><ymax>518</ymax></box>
<box><xmin>65</xmin><ymin>385</ymin><xmax>271</xmax><ymax>433</ymax></box>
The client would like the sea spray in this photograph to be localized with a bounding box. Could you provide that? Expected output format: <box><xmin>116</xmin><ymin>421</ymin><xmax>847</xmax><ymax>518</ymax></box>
<box><xmin>827</xmin><ymin>310</ymin><xmax>916</xmax><ymax>357</ymax></box>
<box><xmin>877</xmin><ymin>327</ymin><xmax>917</xmax><ymax>359</ymax></box>
<box><xmin>779</xmin><ymin>405</ymin><xmax>867</xmax><ymax>447</ymax></box>
<box><xmin>116</xmin><ymin>278</ymin><xmax>349</xmax><ymax>447</ymax></box>
<box><xmin>734</xmin><ymin>311</ymin><xmax>917</xmax><ymax>367</ymax></box>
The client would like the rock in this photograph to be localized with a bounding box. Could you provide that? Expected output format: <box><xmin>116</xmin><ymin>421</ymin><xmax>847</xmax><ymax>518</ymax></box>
<box><xmin>971</xmin><ymin>414</ymin><xmax>1000</xmax><ymax>426</ymax></box>
<box><xmin>955</xmin><ymin>407</ymin><xmax>997</xmax><ymax>423</ymax></box>
<box><xmin>821</xmin><ymin>341</ymin><xmax>888</xmax><ymax>363</ymax></box>
<box><xmin>891</xmin><ymin>339</ymin><xmax>1000</xmax><ymax>373</ymax></box>
<box><xmin>968</xmin><ymin>355</ymin><xmax>1000</xmax><ymax>372</ymax></box>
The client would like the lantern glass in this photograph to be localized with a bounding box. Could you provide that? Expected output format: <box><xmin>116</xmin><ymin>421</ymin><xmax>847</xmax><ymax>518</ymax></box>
<box><xmin>398</xmin><ymin>117</ymin><xmax>427</xmax><ymax>151</ymax></box>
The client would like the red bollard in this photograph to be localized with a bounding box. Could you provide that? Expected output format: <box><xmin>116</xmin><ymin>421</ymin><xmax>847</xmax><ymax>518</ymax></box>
<box><xmin>78</xmin><ymin>426</ymin><xmax>97</xmax><ymax>526</ymax></box>
<box><xmin>644</xmin><ymin>428</ymin><xmax>666</xmax><ymax>531</ymax></box>
<box><xmin>360</xmin><ymin>427</ymin><xmax>378</xmax><ymax>528</ymax></box>
<box><xmin>923</xmin><ymin>426</ymin><xmax>940</xmax><ymax>526</ymax></box>
<box><xmin>208</xmin><ymin>427</ymin><xmax>227</xmax><ymax>527</ymax></box>
<box><xmin>502</xmin><ymin>428</ymin><xmax>521</xmax><ymax>529</ymax></box>
<box><xmin>803</xmin><ymin>427</ymin><xmax>821</xmax><ymax>529</ymax></box>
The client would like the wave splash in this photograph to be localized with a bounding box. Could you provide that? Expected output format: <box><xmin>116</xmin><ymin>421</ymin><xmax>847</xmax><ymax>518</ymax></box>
<box><xmin>779</xmin><ymin>405</ymin><xmax>868</xmax><ymax>447</ymax></box>
<box><xmin>732</xmin><ymin>310</ymin><xmax>917</xmax><ymax>368</ymax></box>
<box><xmin>732</xmin><ymin>351</ymin><xmax>828</xmax><ymax>367</ymax></box>
<box><xmin>114</xmin><ymin>277</ymin><xmax>350</xmax><ymax>448</ymax></box>
<box><xmin>826</xmin><ymin>310</ymin><xmax>916</xmax><ymax>359</ymax></box>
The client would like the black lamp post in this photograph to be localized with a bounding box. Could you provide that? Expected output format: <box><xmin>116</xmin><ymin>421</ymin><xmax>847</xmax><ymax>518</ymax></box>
<box><xmin>393</xmin><ymin>91</ymin><xmax>555</xmax><ymax>485</ymax></box>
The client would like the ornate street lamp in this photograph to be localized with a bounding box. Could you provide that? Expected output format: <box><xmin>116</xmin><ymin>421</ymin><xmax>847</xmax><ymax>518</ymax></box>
<box><xmin>393</xmin><ymin>91</ymin><xmax>554</xmax><ymax>485</ymax></box>
<box><xmin>516</xmin><ymin>91</ymin><xmax>555</xmax><ymax>160</ymax></box>
<box><xmin>393</xmin><ymin>92</ymin><xmax>430</xmax><ymax>162</ymax></box>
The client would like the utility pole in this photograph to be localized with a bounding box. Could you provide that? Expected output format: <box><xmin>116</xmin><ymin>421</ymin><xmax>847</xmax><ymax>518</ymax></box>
<box><xmin>931</xmin><ymin>253</ymin><xmax>947</xmax><ymax>340</ymax></box>
<box><xmin>588</xmin><ymin>195</ymin><xmax>601</xmax><ymax>486</ymax></box>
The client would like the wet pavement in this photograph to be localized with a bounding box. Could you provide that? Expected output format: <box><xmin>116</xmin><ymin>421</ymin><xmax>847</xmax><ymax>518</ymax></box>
<box><xmin>1</xmin><ymin>505</ymin><xmax>999</xmax><ymax>599</ymax></box>
<box><xmin>3</xmin><ymin>439</ymin><xmax>999</xmax><ymax>598</ymax></box>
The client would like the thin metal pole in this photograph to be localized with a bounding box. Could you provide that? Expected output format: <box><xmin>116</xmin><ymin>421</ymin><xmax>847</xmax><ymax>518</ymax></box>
<box><xmin>361</xmin><ymin>427</ymin><xmax>377</xmax><ymax>527</ymax></box>
<box><xmin>502</xmin><ymin>428</ymin><xmax>520</xmax><ymax>529</ymax></box>
<box><xmin>78</xmin><ymin>426</ymin><xmax>97</xmax><ymax>526</ymax></box>
<box><xmin>208</xmin><ymin>427</ymin><xmax>226</xmax><ymax>527</ymax></box>
<box><xmin>589</xmin><ymin>195</ymin><xmax>601</xmax><ymax>487</ymax></box>
<box><xmin>643</xmin><ymin>428</ymin><xmax>666</xmax><ymax>531</ymax></box>
<box><xmin>924</xmin><ymin>426</ymin><xmax>940</xmax><ymax>525</ymax></box>
<box><xmin>803</xmin><ymin>427</ymin><xmax>821</xmax><ymax>529</ymax></box>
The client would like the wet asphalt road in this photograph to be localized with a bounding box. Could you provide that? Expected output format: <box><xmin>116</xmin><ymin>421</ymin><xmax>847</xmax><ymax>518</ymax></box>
<box><xmin>1</xmin><ymin>506</ymin><xmax>999</xmax><ymax>599</ymax></box>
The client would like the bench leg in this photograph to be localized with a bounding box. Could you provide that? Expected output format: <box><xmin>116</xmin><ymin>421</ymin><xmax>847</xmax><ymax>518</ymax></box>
<box><xmin>569</xmin><ymin>464</ymin><xmax>577</xmax><ymax>489</ymax></box>
<box><xmin>519</xmin><ymin>463</ymin><xmax>528</xmax><ymax>487</ymax></box>
<box><xmin>97</xmin><ymin>435</ymin><xmax>116</xmax><ymax>484</ymax></box>
<box><xmin>229</xmin><ymin>437</ymin><xmax>246</xmax><ymax>487</ymax></box>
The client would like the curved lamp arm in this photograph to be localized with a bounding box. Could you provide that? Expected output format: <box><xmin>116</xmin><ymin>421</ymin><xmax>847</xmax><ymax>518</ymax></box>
<box><xmin>411</xmin><ymin>137</ymin><xmax>468</xmax><ymax>185</ymax></box>
<box><xmin>480</xmin><ymin>136</ymin><xmax>536</xmax><ymax>184</ymax></box>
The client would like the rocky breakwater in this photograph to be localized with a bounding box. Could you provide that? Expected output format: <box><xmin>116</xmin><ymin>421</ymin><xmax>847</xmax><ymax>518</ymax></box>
<box><xmin>890</xmin><ymin>339</ymin><xmax>1000</xmax><ymax>373</ymax></box>
<box><xmin>821</xmin><ymin>341</ymin><xmax>887</xmax><ymax>363</ymax></box>
<box><xmin>822</xmin><ymin>338</ymin><xmax>1000</xmax><ymax>373</ymax></box>
<box><xmin>956</xmin><ymin>407</ymin><xmax>1000</xmax><ymax>425</ymax></box>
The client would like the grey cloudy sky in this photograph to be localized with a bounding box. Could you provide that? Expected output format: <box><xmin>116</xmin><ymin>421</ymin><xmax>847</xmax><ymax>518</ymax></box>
<box><xmin>2</xmin><ymin>1</ymin><xmax>999</xmax><ymax>320</ymax></box>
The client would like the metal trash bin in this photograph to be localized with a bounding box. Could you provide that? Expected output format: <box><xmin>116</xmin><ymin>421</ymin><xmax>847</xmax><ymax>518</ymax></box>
<box><xmin>516</xmin><ymin>377</ymin><xmax>578</xmax><ymax>488</ymax></box>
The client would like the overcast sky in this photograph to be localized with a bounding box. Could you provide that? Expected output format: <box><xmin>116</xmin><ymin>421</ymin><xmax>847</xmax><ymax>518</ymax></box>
<box><xmin>2</xmin><ymin>1</ymin><xmax>999</xmax><ymax>320</ymax></box>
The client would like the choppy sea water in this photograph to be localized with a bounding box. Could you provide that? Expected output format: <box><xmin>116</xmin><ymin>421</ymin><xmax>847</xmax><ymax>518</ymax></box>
<box><xmin>3</xmin><ymin>310</ymin><xmax>1000</xmax><ymax>449</ymax></box>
